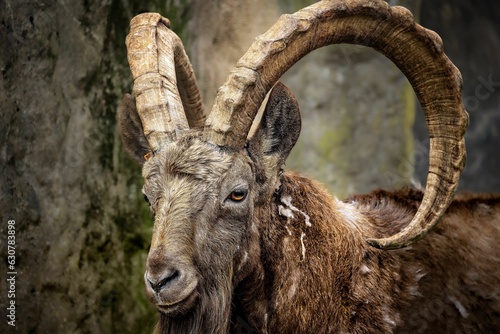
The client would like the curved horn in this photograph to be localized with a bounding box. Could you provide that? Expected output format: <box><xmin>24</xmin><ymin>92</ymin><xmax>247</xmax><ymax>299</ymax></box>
<box><xmin>204</xmin><ymin>0</ymin><xmax>468</xmax><ymax>249</ymax></box>
<box><xmin>126</xmin><ymin>13</ymin><xmax>205</xmax><ymax>152</ymax></box>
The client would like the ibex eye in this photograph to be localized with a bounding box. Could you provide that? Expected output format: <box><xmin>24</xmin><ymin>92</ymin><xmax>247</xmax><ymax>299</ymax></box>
<box><xmin>229</xmin><ymin>189</ymin><xmax>247</xmax><ymax>202</ymax></box>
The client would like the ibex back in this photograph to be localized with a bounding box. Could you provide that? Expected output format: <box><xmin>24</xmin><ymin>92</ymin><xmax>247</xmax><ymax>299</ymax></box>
<box><xmin>118</xmin><ymin>0</ymin><xmax>500</xmax><ymax>333</ymax></box>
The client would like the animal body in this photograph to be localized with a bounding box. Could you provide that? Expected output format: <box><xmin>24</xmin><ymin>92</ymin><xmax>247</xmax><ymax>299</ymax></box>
<box><xmin>118</xmin><ymin>0</ymin><xmax>500</xmax><ymax>333</ymax></box>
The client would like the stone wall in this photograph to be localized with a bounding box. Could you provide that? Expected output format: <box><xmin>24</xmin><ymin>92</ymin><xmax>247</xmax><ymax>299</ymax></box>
<box><xmin>1</xmin><ymin>0</ymin><xmax>167</xmax><ymax>332</ymax></box>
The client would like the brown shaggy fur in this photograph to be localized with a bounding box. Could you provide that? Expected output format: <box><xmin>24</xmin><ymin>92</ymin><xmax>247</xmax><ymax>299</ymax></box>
<box><xmin>231</xmin><ymin>173</ymin><xmax>500</xmax><ymax>333</ymax></box>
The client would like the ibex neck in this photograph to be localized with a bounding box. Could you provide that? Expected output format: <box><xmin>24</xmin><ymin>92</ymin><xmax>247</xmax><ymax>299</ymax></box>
<box><xmin>239</xmin><ymin>171</ymin><xmax>416</xmax><ymax>333</ymax></box>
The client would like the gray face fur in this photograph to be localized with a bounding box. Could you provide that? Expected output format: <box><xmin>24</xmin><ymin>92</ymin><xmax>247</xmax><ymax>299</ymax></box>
<box><xmin>142</xmin><ymin>136</ymin><xmax>254</xmax><ymax>314</ymax></box>
<box><xmin>119</xmin><ymin>83</ymin><xmax>301</xmax><ymax>324</ymax></box>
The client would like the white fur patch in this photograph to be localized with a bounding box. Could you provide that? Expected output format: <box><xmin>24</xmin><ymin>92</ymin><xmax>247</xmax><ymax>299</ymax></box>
<box><xmin>278</xmin><ymin>205</ymin><xmax>294</xmax><ymax>236</ymax></box>
<box><xmin>448</xmin><ymin>295</ymin><xmax>469</xmax><ymax>318</ymax></box>
<box><xmin>238</xmin><ymin>251</ymin><xmax>249</xmax><ymax>271</ymax></box>
<box><xmin>283</xmin><ymin>237</ymin><xmax>293</xmax><ymax>253</ymax></box>
<box><xmin>300</xmin><ymin>232</ymin><xmax>306</xmax><ymax>260</ymax></box>
<box><xmin>360</xmin><ymin>264</ymin><xmax>371</xmax><ymax>275</ymax></box>
<box><xmin>408</xmin><ymin>285</ymin><xmax>421</xmax><ymax>297</ymax></box>
<box><xmin>336</xmin><ymin>198</ymin><xmax>364</xmax><ymax>230</ymax></box>
<box><xmin>278</xmin><ymin>205</ymin><xmax>295</xmax><ymax>219</ymax></box>
<box><xmin>287</xmin><ymin>278</ymin><xmax>298</xmax><ymax>299</ymax></box>
<box><xmin>478</xmin><ymin>203</ymin><xmax>490</xmax><ymax>212</ymax></box>
<box><xmin>415</xmin><ymin>269</ymin><xmax>426</xmax><ymax>282</ymax></box>
<box><xmin>280</xmin><ymin>195</ymin><xmax>311</xmax><ymax>227</ymax></box>
<box><xmin>383</xmin><ymin>314</ymin><xmax>397</xmax><ymax>326</ymax></box>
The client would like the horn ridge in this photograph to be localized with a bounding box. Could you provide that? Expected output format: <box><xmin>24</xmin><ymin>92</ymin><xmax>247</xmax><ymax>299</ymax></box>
<box><xmin>126</xmin><ymin>13</ymin><xmax>205</xmax><ymax>152</ymax></box>
<box><xmin>203</xmin><ymin>0</ymin><xmax>468</xmax><ymax>249</ymax></box>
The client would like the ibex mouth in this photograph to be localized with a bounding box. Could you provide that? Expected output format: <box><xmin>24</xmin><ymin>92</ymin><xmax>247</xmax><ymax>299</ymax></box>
<box><xmin>144</xmin><ymin>263</ymin><xmax>200</xmax><ymax>316</ymax></box>
<box><xmin>156</xmin><ymin>289</ymin><xmax>199</xmax><ymax>316</ymax></box>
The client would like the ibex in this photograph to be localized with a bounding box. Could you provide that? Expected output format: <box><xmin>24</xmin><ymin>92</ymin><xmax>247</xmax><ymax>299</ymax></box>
<box><xmin>118</xmin><ymin>0</ymin><xmax>500</xmax><ymax>333</ymax></box>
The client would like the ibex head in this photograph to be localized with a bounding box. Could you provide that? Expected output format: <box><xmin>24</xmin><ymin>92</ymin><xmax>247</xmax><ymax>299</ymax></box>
<box><xmin>119</xmin><ymin>0</ymin><xmax>468</xmax><ymax>331</ymax></box>
<box><xmin>121</xmin><ymin>81</ymin><xmax>300</xmax><ymax>323</ymax></box>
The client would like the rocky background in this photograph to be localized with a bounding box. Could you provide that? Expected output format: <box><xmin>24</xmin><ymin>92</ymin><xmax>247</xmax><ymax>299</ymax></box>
<box><xmin>414</xmin><ymin>0</ymin><xmax>500</xmax><ymax>192</ymax></box>
<box><xmin>0</xmin><ymin>0</ymin><xmax>498</xmax><ymax>333</ymax></box>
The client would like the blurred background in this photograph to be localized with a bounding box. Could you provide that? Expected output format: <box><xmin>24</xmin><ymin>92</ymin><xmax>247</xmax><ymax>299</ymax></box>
<box><xmin>1</xmin><ymin>0</ymin><xmax>499</xmax><ymax>332</ymax></box>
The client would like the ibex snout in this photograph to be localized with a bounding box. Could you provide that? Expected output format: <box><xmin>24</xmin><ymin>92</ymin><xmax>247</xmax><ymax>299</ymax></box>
<box><xmin>145</xmin><ymin>248</ymin><xmax>199</xmax><ymax>315</ymax></box>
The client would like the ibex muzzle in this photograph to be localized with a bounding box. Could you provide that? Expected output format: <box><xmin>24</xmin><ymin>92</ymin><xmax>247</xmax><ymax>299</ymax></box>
<box><xmin>145</xmin><ymin>246</ymin><xmax>199</xmax><ymax>315</ymax></box>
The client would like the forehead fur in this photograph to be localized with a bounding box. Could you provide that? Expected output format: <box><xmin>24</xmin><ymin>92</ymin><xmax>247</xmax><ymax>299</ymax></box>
<box><xmin>142</xmin><ymin>135</ymin><xmax>234</xmax><ymax>183</ymax></box>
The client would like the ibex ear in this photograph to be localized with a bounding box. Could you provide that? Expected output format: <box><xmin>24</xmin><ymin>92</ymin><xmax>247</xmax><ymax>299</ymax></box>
<box><xmin>248</xmin><ymin>82</ymin><xmax>301</xmax><ymax>175</ymax></box>
<box><xmin>118</xmin><ymin>94</ymin><xmax>151</xmax><ymax>165</ymax></box>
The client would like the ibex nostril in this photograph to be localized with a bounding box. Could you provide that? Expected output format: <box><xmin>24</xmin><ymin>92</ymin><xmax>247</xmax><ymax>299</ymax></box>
<box><xmin>147</xmin><ymin>270</ymin><xmax>180</xmax><ymax>293</ymax></box>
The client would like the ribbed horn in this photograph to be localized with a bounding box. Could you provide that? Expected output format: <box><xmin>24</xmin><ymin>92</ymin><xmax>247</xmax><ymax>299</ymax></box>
<box><xmin>203</xmin><ymin>0</ymin><xmax>468</xmax><ymax>249</ymax></box>
<box><xmin>126</xmin><ymin>13</ymin><xmax>205</xmax><ymax>153</ymax></box>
